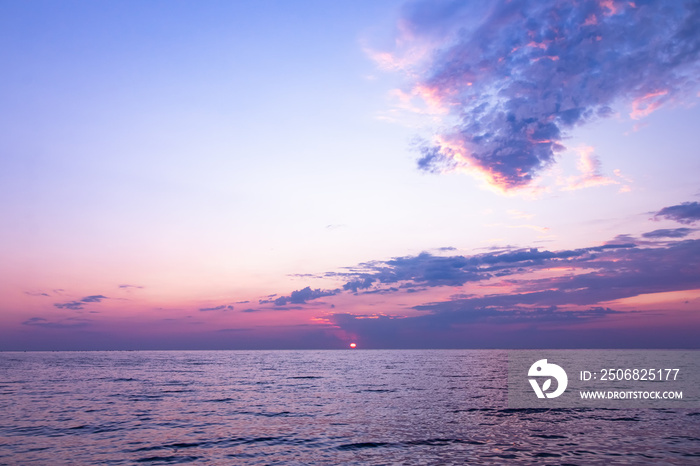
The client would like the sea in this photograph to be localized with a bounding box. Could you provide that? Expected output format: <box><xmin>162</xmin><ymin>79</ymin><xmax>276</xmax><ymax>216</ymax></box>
<box><xmin>1</xmin><ymin>350</ymin><xmax>698</xmax><ymax>465</ymax></box>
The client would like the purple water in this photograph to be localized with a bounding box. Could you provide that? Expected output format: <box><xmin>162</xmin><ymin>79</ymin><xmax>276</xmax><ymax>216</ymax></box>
<box><xmin>1</xmin><ymin>350</ymin><xmax>698</xmax><ymax>464</ymax></box>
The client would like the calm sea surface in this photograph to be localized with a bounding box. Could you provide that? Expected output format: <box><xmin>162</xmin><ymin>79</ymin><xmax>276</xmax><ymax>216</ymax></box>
<box><xmin>1</xmin><ymin>350</ymin><xmax>698</xmax><ymax>465</ymax></box>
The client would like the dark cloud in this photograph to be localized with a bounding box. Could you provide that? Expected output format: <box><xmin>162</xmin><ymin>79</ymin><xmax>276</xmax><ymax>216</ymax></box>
<box><xmin>642</xmin><ymin>227</ymin><xmax>694</xmax><ymax>239</ymax></box>
<box><xmin>260</xmin><ymin>240</ymin><xmax>690</xmax><ymax>316</ymax></box>
<box><xmin>654</xmin><ymin>202</ymin><xmax>700</xmax><ymax>225</ymax></box>
<box><xmin>335</xmin><ymin>244</ymin><xmax>635</xmax><ymax>291</ymax></box>
<box><xmin>294</xmin><ymin>238</ymin><xmax>699</xmax><ymax>348</ymax></box>
<box><xmin>390</xmin><ymin>0</ymin><xmax>700</xmax><ymax>189</ymax></box>
<box><xmin>199</xmin><ymin>305</ymin><xmax>234</xmax><ymax>312</ymax></box>
<box><xmin>241</xmin><ymin>306</ymin><xmax>304</xmax><ymax>312</ymax></box>
<box><xmin>607</xmin><ymin>234</ymin><xmax>638</xmax><ymax>245</ymax></box>
<box><xmin>25</xmin><ymin>291</ymin><xmax>50</xmax><ymax>297</ymax></box>
<box><xmin>262</xmin><ymin>286</ymin><xmax>340</xmax><ymax>306</ymax></box>
<box><xmin>340</xmin><ymin>253</ymin><xmax>485</xmax><ymax>291</ymax></box>
<box><xmin>23</xmin><ymin>317</ymin><xmax>47</xmax><ymax>325</ymax></box>
<box><xmin>359</xmin><ymin>287</ymin><xmax>399</xmax><ymax>296</ymax></box>
<box><xmin>22</xmin><ymin>317</ymin><xmax>92</xmax><ymax>329</ymax></box>
<box><xmin>323</xmin><ymin>309</ymin><xmax>699</xmax><ymax>349</ymax></box>
<box><xmin>222</xmin><ymin>236</ymin><xmax>699</xmax><ymax>348</ymax></box>
<box><xmin>257</xmin><ymin>294</ymin><xmax>277</xmax><ymax>304</ymax></box>
<box><xmin>54</xmin><ymin>295</ymin><xmax>108</xmax><ymax>310</ymax></box>
<box><xmin>81</xmin><ymin>295</ymin><xmax>107</xmax><ymax>303</ymax></box>
<box><xmin>118</xmin><ymin>284</ymin><xmax>143</xmax><ymax>289</ymax></box>
<box><xmin>413</xmin><ymin>240</ymin><xmax>700</xmax><ymax>312</ymax></box>
<box><xmin>331</xmin><ymin>306</ymin><xmax>622</xmax><ymax>331</ymax></box>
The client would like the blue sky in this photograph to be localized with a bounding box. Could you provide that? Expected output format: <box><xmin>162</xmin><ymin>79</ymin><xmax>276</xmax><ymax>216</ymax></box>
<box><xmin>1</xmin><ymin>0</ymin><xmax>699</xmax><ymax>350</ymax></box>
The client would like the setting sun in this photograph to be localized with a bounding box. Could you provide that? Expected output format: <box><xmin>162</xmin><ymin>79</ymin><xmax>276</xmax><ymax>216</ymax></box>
<box><xmin>350</xmin><ymin>343</ymin><xmax>357</xmax><ymax>348</ymax></box>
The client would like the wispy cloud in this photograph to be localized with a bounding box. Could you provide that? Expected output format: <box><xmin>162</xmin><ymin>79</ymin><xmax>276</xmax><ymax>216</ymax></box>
<box><xmin>199</xmin><ymin>305</ymin><xmax>234</xmax><ymax>312</ymax></box>
<box><xmin>54</xmin><ymin>295</ymin><xmax>108</xmax><ymax>310</ymax></box>
<box><xmin>558</xmin><ymin>146</ymin><xmax>617</xmax><ymax>191</ymax></box>
<box><xmin>377</xmin><ymin>0</ymin><xmax>700</xmax><ymax>190</ymax></box>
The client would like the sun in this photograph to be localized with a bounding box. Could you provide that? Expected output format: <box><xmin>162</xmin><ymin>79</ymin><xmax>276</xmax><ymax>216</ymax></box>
<box><xmin>349</xmin><ymin>343</ymin><xmax>357</xmax><ymax>349</ymax></box>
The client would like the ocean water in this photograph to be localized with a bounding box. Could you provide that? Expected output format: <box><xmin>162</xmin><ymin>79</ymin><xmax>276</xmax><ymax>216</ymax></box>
<box><xmin>0</xmin><ymin>350</ymin><xmax>698</xmax><ymax>465</ymax></box>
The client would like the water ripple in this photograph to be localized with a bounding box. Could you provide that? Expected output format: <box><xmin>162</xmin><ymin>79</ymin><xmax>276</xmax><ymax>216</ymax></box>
<box><xmin>0</xmin><ymin>350</ymin><xmax>698</xmax><ymax>464</ymax></box>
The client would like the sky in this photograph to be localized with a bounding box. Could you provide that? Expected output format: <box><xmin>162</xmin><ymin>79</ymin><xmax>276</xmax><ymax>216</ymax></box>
<box><xmin>1</xmin><ymin>0</ymin><xmax>699</xmax><ymax>350</ymax></box>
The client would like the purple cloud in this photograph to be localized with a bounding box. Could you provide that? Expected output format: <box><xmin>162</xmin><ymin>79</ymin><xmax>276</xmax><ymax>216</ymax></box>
<box><xmin>199</xmin><ymin>305</ymin><xmax>234</xmax><ymax>312</ymax></box>
<box><xmin>316</xmin><ymin>239</ymin><xmax>700</xmax><ymax>348</ymax></box>
<box><xmin>262</xmin><ymin>237</ymin><xmax>698</xmax><ymax>317</ymax></box>
<box><xmin>22</xmin><ymin>317</ymin><xmax>92</xmax><ymax>329</ymax></box>
<box><xmin>412</xmin><ymin>239</ymin><xmax>700</xmax><ymax>312</ymax></box>
<box><xmin>260</xmin><ymin>286</ymin><xmax>340</xmax><ymax>306</ymax></box>
<box><xmin>654</xmin><ymin>201</ymin><xmax>700</xmax><ymax>225</ymax></box>
<box><xmin>331</xmin><ymin>305</ymin><xmax>622</xmax><ymax>331</ymax></box>
<box><xmin>334</xmin><ymin>243</ymin><xmax>634</xmax><ymax>292</ymax></box>
<box><xmin>54</xmin><ymin>295</ymin><xmax>108</xmax><ymax>310</ymax></box>
<box><xmin>386</xmin><ymin>0</ymin><xmax>700</xmax><ymax>189</ymax></box>
<box><xmin>642</xmin><ymin>227</ymin><xmax>694</xmax><ymax>239</ymax></box>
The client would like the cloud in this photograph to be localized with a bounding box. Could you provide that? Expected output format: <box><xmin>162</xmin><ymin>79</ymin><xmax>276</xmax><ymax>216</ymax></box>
<box><xmin>323</xmin><ymin>306</ymin><xmax>641</xmax><ymax>349</ymax></box>
<box><xmin>335</xmin><ymin>243</ymin><xmax>635</xmax><ymax>291</ymax></box>
<box><xmin>330</xmin><ymin>305</ymin><xmax>622</xmax><ymax>330</ymax></box>
<box><xmin>412</xmin><ymin>240</ymin><xmax>700</xmax><ymax>312</ymax></box>
<box><xmin>242</xmin><ymin>306</ymin><xmax>303</xmax><ymax>312</ymax></box>
<box><xmin>261</xmin><ymin>286</ymin><xmax>340</xmax><ymax>306</ymax></box>
<box><xmin>81</xmin><ymin>295</ymin><xmax>107</xmax><ymax>303</ymax></box>
<box><xmin>507</xmin><ymin>210</ymin><xmax>534</xmax><ymax>220</ymax></box>
<box><xmin>199</xmin><ymin>305</ymin><xmax>234</xmax><ymax>312</ymax></box>
<box><xmin>22</xmin><ymin>317</ymin><xmax>92</xmax><ymax>329</ymax></box>
<box><xmin>314</xmin><ymin>239</ymin><xmax>700</xmax><ymax>347</ymax></box>
<box><xmin>246</xmin><ymin>234</ymin><xmax>698</xmax><ymax>347</ymax></box>
<box><xmin>23</xmin><ymin>317</ymin><xmax>48</xmax><ymax>325</ymax></box>
<box><xmin>118</xmin><ymin>284</ymin><xmax>144</xmax><ymax>289</ymax></box>
<box><xmin>25</xmin><ymin>291</ymin><xmax>50</xmax><ymax>297</ymax></box>
<box><xmin>53</xmin><ymin>303</ymin><xmax>84</xmax><ymax>310</ymax></box>
<box><xmin>381</xmin><ymin>0</ymin><xmax>700</xmax><ymax>190</ymax></box>
<box><xmin>642</xmin><ymin>228</ymin><xmax>694</xmax><ymax>239</ymax></box>
<box><xmin>54</xmin><ymin>295</ymin><xmax>108</xmax><ymax>310</ymax></box>
<box><xmin>654</xmin><ymin>201</ymin><xmax>700</xmax><ymax>225</ymax></box>
<box><xmin>559</xmin><ymin>146</ymin><xmax>617</xmax><ymax>191</ymax></box>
